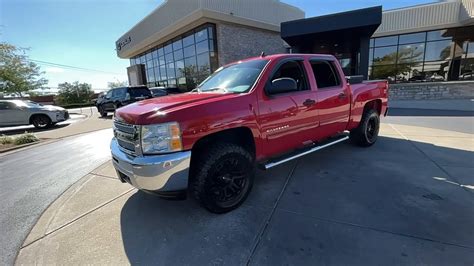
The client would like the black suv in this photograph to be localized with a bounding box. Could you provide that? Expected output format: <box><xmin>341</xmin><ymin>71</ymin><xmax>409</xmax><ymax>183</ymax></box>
<box><xmin>96</xmin><ymin>86</ymin><xmax>152</xmax><ymax>117</ymax></box>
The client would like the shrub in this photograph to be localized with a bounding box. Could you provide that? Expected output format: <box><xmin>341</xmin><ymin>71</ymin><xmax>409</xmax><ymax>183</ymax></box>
<box><xmin>13</xmin><ymin>133</ymin><xmax>39</xmax><ymax>145</ymax></box>
<box><xmin>0</xmin><ymin>135</ymin><xmax>13</xmax><ymax>145</ymax></box>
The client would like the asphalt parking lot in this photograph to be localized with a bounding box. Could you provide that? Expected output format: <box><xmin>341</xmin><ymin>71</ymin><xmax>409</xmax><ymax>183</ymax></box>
<box><xmin>16</xmin><ymin>122</ymin><xmax>474</xmax><ymax>265</ymax></box>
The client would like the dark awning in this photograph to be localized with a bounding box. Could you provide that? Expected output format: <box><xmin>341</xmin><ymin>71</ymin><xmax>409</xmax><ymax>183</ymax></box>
<box><xmin>281</xmin><ymin>6</ymin><xmax>382</xmax><ymax>46</ymax></box>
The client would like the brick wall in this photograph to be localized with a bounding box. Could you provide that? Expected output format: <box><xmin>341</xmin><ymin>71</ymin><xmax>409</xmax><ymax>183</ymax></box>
<box><xmin>216</xmin><ymin>22</ymin><xmax>287</xmax><ymax>66</ymax></box>
<box><xmin>389</xmin><ymin>81</ymin><xmax>474</xmax><ymax>100</ymax></box>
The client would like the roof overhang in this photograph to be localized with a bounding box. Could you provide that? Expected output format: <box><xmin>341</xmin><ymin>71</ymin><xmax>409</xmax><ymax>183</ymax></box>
<box><xmin>281</xmin><ymin>6</ymin><xmax>382</xmax><ymax>46</ymax></box>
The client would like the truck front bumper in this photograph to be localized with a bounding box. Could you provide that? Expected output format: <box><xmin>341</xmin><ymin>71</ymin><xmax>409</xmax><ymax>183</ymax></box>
<box><xmin>110</xmin><ymin>138</ymin><xmax>191</xmax><ymax>194</ymax></box>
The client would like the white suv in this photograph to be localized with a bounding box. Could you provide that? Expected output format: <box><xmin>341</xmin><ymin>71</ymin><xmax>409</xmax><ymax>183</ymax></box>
<box><xmin>0</xmin><ymin>100</ymin><xmax>69</xmax><ymax>129</ymax></box>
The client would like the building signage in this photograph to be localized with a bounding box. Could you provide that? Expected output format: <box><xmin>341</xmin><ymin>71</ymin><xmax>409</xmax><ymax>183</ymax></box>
<box><xmin>116</xmin><ymin>36</ymin><xmax>132</xmax><ymax>51</ymax></box>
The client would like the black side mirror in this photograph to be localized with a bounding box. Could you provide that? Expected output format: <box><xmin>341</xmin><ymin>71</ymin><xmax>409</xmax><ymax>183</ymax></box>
<box><xmin>267</xmin><ymin>78</ymin><xmax>297</xmax><ymax>95</ymax></box>
<box><xmin>346</xmin><ymin>75</ymin><xmax>364</xmax><ymax>85</ymax></box>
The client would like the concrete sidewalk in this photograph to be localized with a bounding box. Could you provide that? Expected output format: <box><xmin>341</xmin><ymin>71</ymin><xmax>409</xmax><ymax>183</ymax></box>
<box><xmin>390</xmin><ymin>99</ymin><xmax>474</xmax><ymax>111</ymax></box>
<box><xmin>15</xmin><ymin>122</ymin><xmax>474</xmax><ymax>264</ymax></box>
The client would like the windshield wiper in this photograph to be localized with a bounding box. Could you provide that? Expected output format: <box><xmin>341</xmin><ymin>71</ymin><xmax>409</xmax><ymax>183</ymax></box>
<box><xmin>204</xmin><ymin>87</ymin><xmax>229</xmax><ymax>93</ymax></box>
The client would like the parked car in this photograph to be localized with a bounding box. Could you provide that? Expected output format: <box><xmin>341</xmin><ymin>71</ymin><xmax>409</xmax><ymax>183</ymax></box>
<box><xmin>460</xmin><ymin>72</ymin><xmax>473</xmax><ymax>80</ymax></box>
<box><xmin>92</xmin><ymin>92</ymin><xmax>105</xmax><ymax>105</ymax></box>
<box><xmin>0</xmin><ymin>99</ymin><xmax>69</xmax><ymax>129</ymax></box>
<box><xmin>426</xmin><ymin>74</ymin><xmax>445</xmax><ymax>82</ymax></box>
<box><xmin>111</xmin><ymin>54</ymin><xmax>388</xmax><ymax>213</ymax></box>
<box><xmin>149</xmin><ymin>86</ymin><xmax>183</xmax><ymax>97</ymax></box>
<box><xmin>96</xmin><ymin>86</ymin><xmax>152</xmax><ymax>117</ymax></box>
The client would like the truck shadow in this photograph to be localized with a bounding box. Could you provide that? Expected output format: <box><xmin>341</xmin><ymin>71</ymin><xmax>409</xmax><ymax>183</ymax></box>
<box><xmin>119</xmin><ymin>136</ymin><xmax>474</xmax><ymax>264</ymax></box>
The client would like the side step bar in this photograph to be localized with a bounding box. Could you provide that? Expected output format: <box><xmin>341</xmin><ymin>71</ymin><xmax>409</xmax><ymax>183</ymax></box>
<box><xmin>263</xmin><ymin>135</ymin><xmax>349</xmax><ymax>170</ymax></box>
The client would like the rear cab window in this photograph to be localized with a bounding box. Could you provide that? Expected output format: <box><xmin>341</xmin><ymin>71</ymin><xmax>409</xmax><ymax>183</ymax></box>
<box><xmin>310</xmin><ymin>60</ymin><xmax>341</xmax><ymax>89</ymax></box>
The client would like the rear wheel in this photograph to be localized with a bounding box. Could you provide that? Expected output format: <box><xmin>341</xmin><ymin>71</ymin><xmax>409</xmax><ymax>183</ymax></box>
<box><xmin>350</xmin><ymin>109</ymin><xmax>380</xmax><ymax>147</ymax></box>
<box><xmin>31</xmin><ymin>115</ymin><xmax>52</xmax><ymax>129</ymax></box>
<box><xmin>191</xmin><ymin>143</ymin><xmax>255</xmax><ymax>213</ymax></box>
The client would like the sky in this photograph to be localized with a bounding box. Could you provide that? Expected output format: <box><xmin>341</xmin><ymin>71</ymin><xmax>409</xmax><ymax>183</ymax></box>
<box><xmin>1</xmin><ymin>0</ymin><xmax>436</xmax><ymax>92</ymax></box>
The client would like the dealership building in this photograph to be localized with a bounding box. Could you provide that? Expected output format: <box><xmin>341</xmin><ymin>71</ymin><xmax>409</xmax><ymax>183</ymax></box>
<box><xmin>116</xmin><ymin>0</ymin><xmax>474</xmax><ymax>90</ymax></box>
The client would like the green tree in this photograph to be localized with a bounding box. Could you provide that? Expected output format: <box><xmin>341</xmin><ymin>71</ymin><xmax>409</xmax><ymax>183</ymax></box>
<box><xmin>0</xmin><ymin>43</ymin><xmax>47</xmax><ymax>97</ymax></box>
<box><xmin>56</xmin><ymin>81</ymin><xmax>93</xmax><ymax>104</ymax></box>
<box><xmin>107</xmin><ymin>80</ymin><xmax>128</xmax><ymax>88</ymax></box>
<box><xmin>372</xmin><ymin>46</ymin><xmax>423</xmax><ymax>80</ymax></box>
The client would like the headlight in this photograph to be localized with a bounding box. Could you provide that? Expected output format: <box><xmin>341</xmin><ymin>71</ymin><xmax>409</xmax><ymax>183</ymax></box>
<box><xmin>141</xmin><ymin>122</ymin><xmax>183</xmax><ymax>154</ymax></box>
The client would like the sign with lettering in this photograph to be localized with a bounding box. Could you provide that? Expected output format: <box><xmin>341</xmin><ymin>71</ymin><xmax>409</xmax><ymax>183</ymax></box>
<box><xmin>116</xmin><ymin>36</ymin><xmax>132</xmax><ymax>51</ymax></box>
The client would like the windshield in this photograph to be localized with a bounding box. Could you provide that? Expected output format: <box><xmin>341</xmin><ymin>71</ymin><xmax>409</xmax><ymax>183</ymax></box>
<box><xmin>197</xmin><ymin>59</ymin><xmax>269</xmax><ymax>93</ymax></box>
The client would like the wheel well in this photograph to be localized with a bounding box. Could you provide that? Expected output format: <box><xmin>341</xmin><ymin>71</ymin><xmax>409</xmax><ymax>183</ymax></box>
<box><xmin>364</xmin><ymin>99</ymin><xmax>382</xmax><ymax>115</ymax></box>
<box><xmin>29</xmin><ymin>113</ymin><xmax>50</xmax><ymax>124</ymax></box>
<box><xmin>189</xmin><ymin>127</ymin><xmax>256</xmax><ymax>181</ymax></box>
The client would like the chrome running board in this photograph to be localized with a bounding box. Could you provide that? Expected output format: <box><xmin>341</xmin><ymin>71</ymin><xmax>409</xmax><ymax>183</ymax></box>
<box><xmin>263</xmin><ymin>135</ymin><xmax>349</xmax><ymax>170</ymax></box>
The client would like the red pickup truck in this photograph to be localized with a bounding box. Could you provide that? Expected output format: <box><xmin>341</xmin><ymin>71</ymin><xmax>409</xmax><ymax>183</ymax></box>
<box><xmin>111</xmin><ymin>54</ymin><xmax>388</xmax><ymax>213</ymax></box>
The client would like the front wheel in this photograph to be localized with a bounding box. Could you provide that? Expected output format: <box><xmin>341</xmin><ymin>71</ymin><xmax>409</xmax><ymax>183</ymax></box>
<box><xmin>98</xmin><ymin>105</ymin><xmax>107</xmax><ymax>117</ymax></box>
<box><xmin>350</xmin><ymin>109</ymin><xmax>380</xmax><ymax>147</ymax></box>
<box><xmin>191</xmin><ymin>143</ymin><xmax>255</xmax><ymax>213</ymax></box>
<box><xmin>32</xmin><ymin>115</ymin><xmax>52</xmax><ymax>129</ymax></box>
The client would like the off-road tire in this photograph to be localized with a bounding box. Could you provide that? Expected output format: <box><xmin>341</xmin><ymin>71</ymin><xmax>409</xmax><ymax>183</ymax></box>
<box><xmin>98</xmin><ymin>105</ymin><xmax>107</xmax><ymax>117</ymax></box>
<box><xmin>31</xmin><ymin>114</ymin><xmax>52</xmax><ymax>129</ymax></box>
<box><xmin>191</xmin><ymin>143</ymin><xmax>255</xmax><ymax>213</ymax></box>
<box><xmin>350</xmin><ymin>109</ymin><xmax>380</xmax><ymax>147</ymax></box>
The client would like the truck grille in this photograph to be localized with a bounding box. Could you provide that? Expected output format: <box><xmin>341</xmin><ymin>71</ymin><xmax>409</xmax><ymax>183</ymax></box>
<box><xmin>113</xmin><ymin>120</ymin><xmax>139</xmax><ymax>155</ymax></box>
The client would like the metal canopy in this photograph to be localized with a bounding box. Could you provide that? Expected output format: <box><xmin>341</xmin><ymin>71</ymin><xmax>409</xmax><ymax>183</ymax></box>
<box><xmin>281</xmin><ymin>6</ymin><xmax>382</xmax><ymax>46</ymax></box>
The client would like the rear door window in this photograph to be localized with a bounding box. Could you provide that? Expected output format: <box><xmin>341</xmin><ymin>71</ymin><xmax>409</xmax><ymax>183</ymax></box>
<box><xmin>129</xmin><ymin>87</ymin><xmax>152</xmax><ymax>98</ymax></box>
<box><xmin>310</xmin><ymin>60</ymin><xmax>341</xmax><ymax>89</ymax></box>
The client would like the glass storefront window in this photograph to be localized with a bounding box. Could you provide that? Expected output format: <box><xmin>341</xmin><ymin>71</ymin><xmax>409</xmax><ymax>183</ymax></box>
<box><xmin>173</xmin><ymin>39</ymin><xmax>182</xmax><ymax>51</ymax></box>
<box><xmin>158</xmin><ymin>56</ymin><xmax>165</xmax><ymax>66</ymax></box>
<box><xmin>167</xmin><ymin>62</ymin><xmax>176</xmax><ymax>79</ymax></box>
<box><xmin>129</xmin><ymin>24</ymin><xmax>218</xmax><ymax>89</ymax></box>
<box><xmin>398</xmin><ymin>43</ymin><xmax>424</xmax><ymax>64</ymax></box>
<box><xmin>184</xmin><ymin>45</ymin><xmax>196</xmax><ymax>58</ymax></box>
<box><xmin>164</xmin><ymin>43</ymin><xmax>173</xmax><ymax>54</ymax></box>
<box><xmin>165</xmin><ymin>53</ymin><xmax>174</xmax><ymax>64</ymax></box>
<box><xmin>196</xmin><ymin>40</ymin><xmax>209</xmax><ymax>54</ymax></box>
<box><xmin>174</xmin><ymin>49</ymin><xmax>183</xmax><ymax>61</ymax></box>
<box><xmin>374</xmin><ymin>36</ymin><xmax>398</xmax><ymax>47</ymax></box>
<box><xmin>423</xmin><ymin>61</ymin><xmax>449</xmax><ymax>81</ymax></box>
<box><xmin>146</xmin><ymin>52</ymin><xmax>152</xmax><ymax>61</ymax></box>
<box><xmin>397</xmin><ymin>63</ymin><xmax>423</xmax><ymax>82</ymax></box>
<box><xmin>399</xmin><ymin>32</ymin><xmax>426</xmax><ymax>44</ymax></box>
<box><xmin>195</xmin><ymin>28</ymin><xmax>208</xmax><ymax>43</ymax></box>
<box><xmin>183</xmin><ymin>34</ymin><xmax>194</xmax><ymax>47</ymax></box>
<box><xmin>369</xmin><ymin>48</ymin><xmax>373</xmax><ymax>65</ymax></box>
<box><xmin>425</xmin><ymin>40</ymin><xmax>452</xmax><ymax>61</ymax></box>
<box><xmin>427</xmin><ymin>30</ymin><xmax>451</xmax><ymax>41</ymax></box>
<box><xmin>154</xmin><ymin>67</ymin><xmax>160</xmax><ymax>81</ymax></box>
<box><xmin>158</xmin><ymin>47</ymin><xmax>164</xmax><ymax>57</ymax></box>
<box><xmin>373</xmin><ymin>46</ymin><xmax>398</xmax><ymax>65</ymax></box>
<box><xmin>175</xmin><ymin>60</ymin><xmax>185</xmax><ymax>78</ymax></box>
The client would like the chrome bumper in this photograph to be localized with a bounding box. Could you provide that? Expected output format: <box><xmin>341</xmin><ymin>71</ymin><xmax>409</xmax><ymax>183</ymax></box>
<box><xmin>110</xmin><ymin>138</ymin><xmax>191</xmax><ymax>193</ymax></box>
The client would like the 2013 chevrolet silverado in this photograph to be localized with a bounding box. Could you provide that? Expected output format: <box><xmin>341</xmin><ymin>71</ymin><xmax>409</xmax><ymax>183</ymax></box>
<box><xmin>111</xmin><ymin>54</ymin><xmax>388</xmax><ymax>213</ymax></box>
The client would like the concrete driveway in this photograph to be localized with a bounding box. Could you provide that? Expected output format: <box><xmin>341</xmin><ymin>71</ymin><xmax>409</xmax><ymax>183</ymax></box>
<box><xmin>15</xmin><ymin>122</ymin><xmax>474</xmax><ymax>265</ymax></box>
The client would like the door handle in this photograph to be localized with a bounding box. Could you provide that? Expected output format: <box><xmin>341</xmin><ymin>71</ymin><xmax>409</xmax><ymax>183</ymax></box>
<box><xmin>338</xmin><ymin>92</ymin><xmax>347</xmax><ymax>99</ymax></box>
<box><xmin>303</xmin><ymin>99</ymin><xmax>316</xmax><ymax>106</ymax></box>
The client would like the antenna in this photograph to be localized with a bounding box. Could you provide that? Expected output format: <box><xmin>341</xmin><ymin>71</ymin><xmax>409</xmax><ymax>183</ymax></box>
<box><xmin>260</xmin><ymin>51</ymin><xmax>265</xmax><ymax>57</ymax></box>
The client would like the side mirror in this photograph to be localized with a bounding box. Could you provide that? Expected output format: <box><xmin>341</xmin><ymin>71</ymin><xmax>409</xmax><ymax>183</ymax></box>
<box><xmin>346</xmin><ymin>75</ymin><xmax>364</xmax><ymax>85</ymax></box>
<box><xmin>267</xmin><ymin>78</ymin><xmax>297</xmax><ymax>95</ymax></box>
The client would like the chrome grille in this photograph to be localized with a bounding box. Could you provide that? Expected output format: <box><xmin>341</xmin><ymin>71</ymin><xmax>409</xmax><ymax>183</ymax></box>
<box><xmin>113</xmin><ymin>120</ymin><xmax>139</xmax><ymax>155</ymax></box>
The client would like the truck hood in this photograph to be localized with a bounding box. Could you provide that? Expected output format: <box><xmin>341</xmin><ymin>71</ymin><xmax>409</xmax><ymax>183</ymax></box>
<box><xmin>115</xmin><ymin>92</ymin><xmax>237</xmax><ymax>124</ymax></box>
